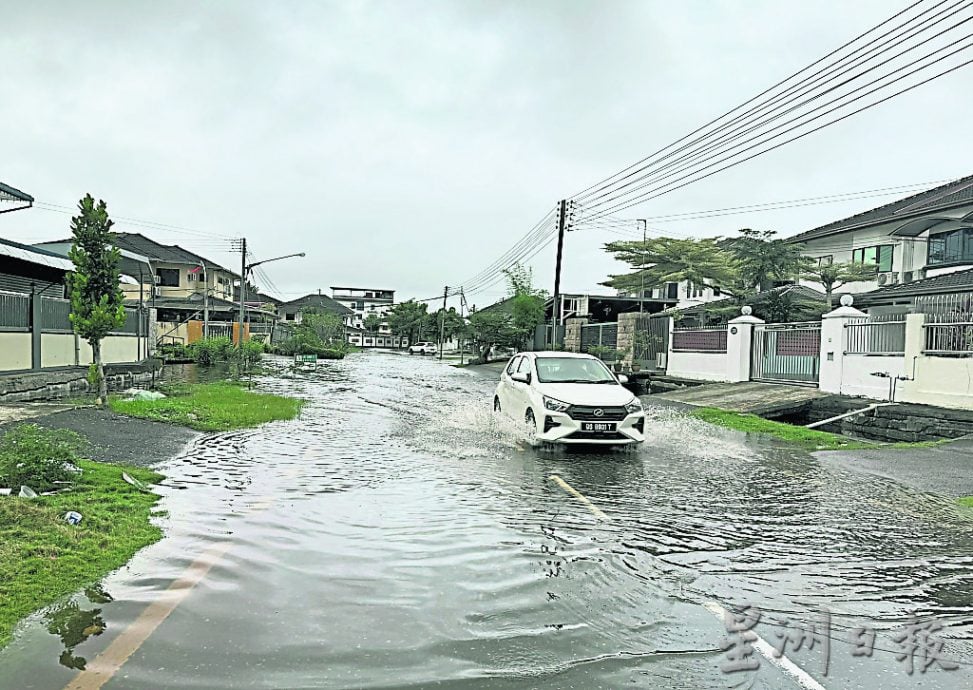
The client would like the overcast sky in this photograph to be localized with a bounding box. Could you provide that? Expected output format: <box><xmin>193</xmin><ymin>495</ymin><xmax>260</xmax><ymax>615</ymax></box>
<box><xmin>3</xmin><ymin>0</ymin><xmax>971</xmax><ymax>307</ymax></box>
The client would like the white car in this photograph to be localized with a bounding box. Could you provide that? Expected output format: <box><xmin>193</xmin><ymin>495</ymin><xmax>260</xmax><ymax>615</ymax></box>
<box><xmin>408</xmin><ymin>341</ymin><xmax>437</xmax><ymax>356</ymax></box>
<box><xmin>494</xmin><ymin>351</ymin><xmax>646</xmax><ymax>446</ymax></box>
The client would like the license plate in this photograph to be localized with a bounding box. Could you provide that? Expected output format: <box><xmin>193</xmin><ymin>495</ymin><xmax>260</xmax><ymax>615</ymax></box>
<box><xmin>581</xmin><ymin>422</ymin><xmax>615</xmax><ymax>432</ymax></box>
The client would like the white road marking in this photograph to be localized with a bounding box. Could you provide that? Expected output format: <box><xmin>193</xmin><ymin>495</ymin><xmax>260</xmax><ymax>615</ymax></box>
<box><xmin>704</xmin><ymin>601</ymin><xmax>828</xmax><ymax>690</ymax></box>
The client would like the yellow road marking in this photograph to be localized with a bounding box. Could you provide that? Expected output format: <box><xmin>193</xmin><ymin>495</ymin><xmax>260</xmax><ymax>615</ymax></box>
<box><xmin>548</xmin><ymin>474</ymin><xmax>610</xmax><ymax>521</ymax></box>
<box><xmin>64</xmin><ymin>540</ymin><xmax>234</xmax><ymax>690</ymax></box>
<box><xmin>64</xmin><ymin>444</ymin><xmax>314</xmax><ymax>690</ymax></box>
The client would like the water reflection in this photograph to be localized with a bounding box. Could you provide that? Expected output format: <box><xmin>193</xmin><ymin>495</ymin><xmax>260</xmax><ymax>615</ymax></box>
<box><xmin>43</xmin><ymin>586</ymin><xmax>112</xmax><ymax>670</ymax></box>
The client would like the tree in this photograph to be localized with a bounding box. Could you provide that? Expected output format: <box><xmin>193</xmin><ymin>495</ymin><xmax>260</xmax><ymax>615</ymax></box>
<box><xmin>285</xmin><ymin>309</ymin><xmax>350</xmax><ymax>356</ymax></box>
<box><xmin>468</xmin><ymin>310</ymin><xmax>517</xmax><ymax>363</ymax></box>
<box><xmin>603</xmin><ymin>230</ymin><xmax>809</xmax><ymax>304</ymax></box>
<box><xmin>719</xmin><ymin>229</ymin><xmax>809</xmax><ymax>291</ymax></box>
<box><xmin>802</xmin><ymin>261</ymin><xmax>878</xmax><ymax>308</ymax></box>
<box><xmin>363</xmin><ymin>312</ymin><xmax>383</xmax><ymax>336</ymax></box>
<box><xmin>426</xmin><ymin>307</ymin><xmax>466</xmax><ymax>345</ymax></box>
<box><xmin>386</xmin><ymin>300</ymin><xmax>429</xmax><ymax>343</ymax></box>
<box><xmin>468</xmin><ymin>263</ymin><xmax>546</xmax><ymax>361</ymax></box>
<box><xmin>602</xmin><ymin>237</ymin><xmax>739</xmax><ymax>297</ymax></box>
<box><xmin>68</xmin><ymin>195</ymin><xmax>126</xmax><ymax>405</ymax></box>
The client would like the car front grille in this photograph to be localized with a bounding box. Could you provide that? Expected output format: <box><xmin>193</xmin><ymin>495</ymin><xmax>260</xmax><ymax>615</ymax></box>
<box><xmin>568</xmin><ymin>431</ymin><xmax>626</xmax><ymax>441</ymax></box>
<box><xmin>567</xmin><ymin>405</ymin><xmax>628</xmax><ymax>422</ymax></box>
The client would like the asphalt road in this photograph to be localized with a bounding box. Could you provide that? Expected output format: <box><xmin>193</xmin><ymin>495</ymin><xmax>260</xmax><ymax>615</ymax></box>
<box><xmin>0</xmin><ymin>354</ymin><xmax>970</xmax><ymax>689</ymax></box>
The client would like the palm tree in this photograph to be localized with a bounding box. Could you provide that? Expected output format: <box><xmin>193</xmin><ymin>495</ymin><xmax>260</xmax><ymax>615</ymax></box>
<box><xmin>802</xmin><ymin>261</ymin><xmax>878</xmax><ymax>308</ymax></box>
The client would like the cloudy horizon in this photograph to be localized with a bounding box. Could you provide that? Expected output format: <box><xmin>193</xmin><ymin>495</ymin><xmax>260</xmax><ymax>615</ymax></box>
<box><xmin>3</xmin><ymin>0</ymin><xmax>971</xmax><ymax>308</ymax></box>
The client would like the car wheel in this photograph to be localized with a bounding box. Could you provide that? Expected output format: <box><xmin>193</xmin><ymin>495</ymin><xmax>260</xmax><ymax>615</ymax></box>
<box><xmin>524</xmin><ymin>408</ymin><xmax>537</xmax><ymax>442</ymax></box>
<box><xmin>494</xmin><ymin>396</ymin><xmax>501</xmax><ymax>412</ymax></box>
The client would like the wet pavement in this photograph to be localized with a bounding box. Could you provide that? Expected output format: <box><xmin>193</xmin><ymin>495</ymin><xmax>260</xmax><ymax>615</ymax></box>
<box><xmin>1</xmin><ymin>352</ymin><xmax>971</xmax><ymax>689</ymax></box>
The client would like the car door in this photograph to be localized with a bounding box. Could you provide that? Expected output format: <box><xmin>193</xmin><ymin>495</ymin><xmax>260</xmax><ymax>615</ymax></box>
<box><xmin>499</xmin><ymin>356</ymin><xmax>521</xmax><ymax>412</ymax></box>
<box><xmin>508</xmin><ymin>355</ymin><xmax>533</xmax><ymax>413</ymax></box>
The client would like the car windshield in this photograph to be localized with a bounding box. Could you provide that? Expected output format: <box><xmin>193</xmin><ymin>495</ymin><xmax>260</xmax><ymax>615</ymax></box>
<box><xmin>535</xmin><ymin>357</ymin><xmax>617</xmax><ymax>383</ymax></box>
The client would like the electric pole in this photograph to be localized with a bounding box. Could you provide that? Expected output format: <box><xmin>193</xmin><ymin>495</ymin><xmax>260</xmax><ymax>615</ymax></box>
<box><xmin>439</xmin><ymin>285</ymin><xmax>448</xmax><ymax>360</ymax></box>
<box><xmin>459</xmin><ymin>288</ymin><xmax>468</xmax><ymax>366</ymax></box>
<box><xmin>234</xmin><ymin>237</ymin><xmax>247</xmax><ymax>345</ymax></box>
<box><xmin>637</xmin><ymin>219</ymin><xmax>647</xmax><ymax>315</ymax></box>
<box><xmin>550</xmin><ymin>199</ymin><xmax>568</xmax><ymax>348</ymax></box>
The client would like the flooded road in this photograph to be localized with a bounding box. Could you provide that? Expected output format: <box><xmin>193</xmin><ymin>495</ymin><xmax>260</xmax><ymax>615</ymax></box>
<box><xmin>1</xmin><ymin>352</ymin><xmax>972</xmax><ymax>688</ymax></box>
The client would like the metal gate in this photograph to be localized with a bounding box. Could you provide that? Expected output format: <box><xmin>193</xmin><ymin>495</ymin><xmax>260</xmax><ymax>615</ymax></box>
<box><xmin>580</xmin><ymin>322</ymin><xmax>618</xmax><ymax>351</ymax></box>
<box><xmin>751</xmin><ymin>322</ymin><xmax>821</xmax><ymax>386</ymax></box>
<box><xmin>634</xmin><ymin>314</ymin><xmax>670</xmax><ymax>371</ymax></box>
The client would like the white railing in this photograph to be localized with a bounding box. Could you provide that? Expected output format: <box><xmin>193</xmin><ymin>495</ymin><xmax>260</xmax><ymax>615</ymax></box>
<box><xmin>844</xmin><ymin>316</ymin><xmax>907</xmax><ymax>356</ymax></box>
<box><xmin>923</xmin><ymin>321</ymin><xmax>973</xmax><ymax>356</ymax></box>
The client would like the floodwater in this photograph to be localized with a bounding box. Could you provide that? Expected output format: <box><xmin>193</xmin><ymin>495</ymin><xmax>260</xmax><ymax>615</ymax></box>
<box><xmin>1</xmin><ymin>352</ymin><xmax>972</xmax><ymax>689</ymax></box>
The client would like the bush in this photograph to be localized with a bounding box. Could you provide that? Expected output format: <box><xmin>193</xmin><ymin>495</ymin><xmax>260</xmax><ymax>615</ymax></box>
<box><xmin>188</xmin><ymin>336</ymin><xmax>234</xmax><ymax>365</ymax></box>
<box><xmin>158</xmin><ymin>342</ymin><xmax>191</xmax><ymax>361</ymax></box>
<box><xmin>0</xmin><ymin>424</ymin><xmax>86</xmax><ymax>493</ymax></box>
<box><xmin>234</xmin><ymin>339</ymin><xmax>265</xmax><ymax>372</ymax></box>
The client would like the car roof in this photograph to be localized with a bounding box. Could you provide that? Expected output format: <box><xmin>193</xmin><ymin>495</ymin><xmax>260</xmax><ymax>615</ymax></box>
<box><xmin>522</xmin><ymin>351</ymin><xmax>598</xmax><ymax>359</ymax></box>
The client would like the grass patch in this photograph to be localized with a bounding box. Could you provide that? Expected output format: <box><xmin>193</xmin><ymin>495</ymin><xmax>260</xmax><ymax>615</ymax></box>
<box><xmin>0</xmin><ymin>460</ymin><xmax>163</xmax><ymax>649</ymax></box>
<box><xmin>108</xmin><ymin>381</ymin><xmax>303</xmax><ymax>432</ymax></box>
<box><xmin>692</xmin><ymin>408</ymin><xmax>875</xmax><ymax>451</ymax></box>
<box><xmin>957</xmin><ymin>496</ymin><xmax>973</xmax><ymax>509</ymax></box>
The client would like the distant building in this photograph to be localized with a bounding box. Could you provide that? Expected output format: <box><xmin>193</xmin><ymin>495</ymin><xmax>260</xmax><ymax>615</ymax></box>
<box><xmin>330</xmin><ymin>287</ymin><xmax>405</xmax><ymax>347</ymax></box>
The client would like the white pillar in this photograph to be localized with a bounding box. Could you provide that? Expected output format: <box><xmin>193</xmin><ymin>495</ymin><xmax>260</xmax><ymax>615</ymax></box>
<box><xmin>726</xmin><ymin>307</ymin><xmax>764</xmax><ymax>383</ymax></box>
<box><xmin>819</xmin><ymin>295</ymin><xmax>867</xmax><ymax>394</ymax></box>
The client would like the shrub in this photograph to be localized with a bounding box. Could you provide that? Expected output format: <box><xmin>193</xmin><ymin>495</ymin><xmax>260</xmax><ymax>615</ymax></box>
<box><xmin>0</xmin><ymin>424</ymin><xmax>86</xmax><ymax>493</ymax></box>
<box><xmin>234</xmin><ymin>339</ymin><xmax>265</xmax><ymax>372</ymax></box>
<box><xmin>189</xmin><ymin>336</ymin><xmax>234</xmax><ymax>365</ymax></box>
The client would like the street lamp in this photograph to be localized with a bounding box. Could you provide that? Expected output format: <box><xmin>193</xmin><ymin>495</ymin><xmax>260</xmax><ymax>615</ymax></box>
<box><xmin>238</xmin><ymin>252</ymin><xmax>306</xmax><ymax>339</ymax></box>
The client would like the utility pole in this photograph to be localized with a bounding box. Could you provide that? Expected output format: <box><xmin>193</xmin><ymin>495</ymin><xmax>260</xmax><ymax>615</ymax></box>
<box><xmin>550</xmin><ymin>199</ymin><xmax>568</xmax><ymax>348</ymax></box>
<box><xmin>439</xmin><ymin>285</ymin><xmax>448</xmax><ymax>360</ymax></box>
<box><xmin>459</xmin><ymin>288</ymin><xmax>468</xmax><ymax>366</ymax></box>
<box><xmin>637</xmin><ymin>219</ymin><xmax>647</xmax><ymax>315</ymax></box>
<box><xmin>236</xmin><ymin>237</ymin><xmax>247</xmax><ymax>345</ymax></box>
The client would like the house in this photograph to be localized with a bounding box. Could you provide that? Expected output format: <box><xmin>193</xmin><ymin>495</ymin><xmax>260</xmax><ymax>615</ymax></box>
<box><xmin>0</xmin><ymin>235</ymin><xmax>149</xmax><ymax>373</ymax></box>
<box><xmin>0</xmin><ymin>182</ymin><xmax>34</xmax><ymax>215</ymax></box>
<box><xmin>788</xmin><ymin>175</ymin><xmax>973</xmax><ymax>295</ymax></box>
<box><xmin>278</xmin><ymin>292</ymin><xmax>355</xmax><ymax>326</ymax></box>
<box><xmin>0</xmin><ymin>237</ymin><xmax>73</xmax><ymax>295</ymax></box>
<box><xmin>37</xmin><ymin>233</ymin><xmax>268</xmax><ymax>345</ymax></box>
<box><xmin>546</xmin><ymin>290</ymin><xmax>679</xmax><ymax>325</ymax></box>
<box><xmin>330</xmin><ymin>286</ymin><xmax>407</xmax><ymax>347</ymax></box>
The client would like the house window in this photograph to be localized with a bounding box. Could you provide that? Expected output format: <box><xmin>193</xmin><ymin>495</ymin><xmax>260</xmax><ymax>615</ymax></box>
<box><xmin>285</xmin><ymin>313</ymin><xmax>295</xmax><ymax>321</ymax></box>
<box><xmin>817</xmin><ymin>255</ymin><xmax>834</xmax><ymax>267</ymax></box>
<box><xmin>187</xmin><ymin>273</ymin><xmax>199</xmax><ymax>282</ymax></box>
<box><xmin>666</xmin><ymin>282</ymin><xmax>679</xmax><ymax>300</ymax></box>
<box><xmin>928</xmin><ymin>228</ymin><xmax>973</xmax><ymax>266</ymax></box>
<box><xmin>852</xmin><ymin>245</ymin><xmax>893</xmax><ymax>272</ymax></box>
<box><xmin>156</xmin><ymin>268</ymin><xmax>180</xmax><ymax>287</ymax></box>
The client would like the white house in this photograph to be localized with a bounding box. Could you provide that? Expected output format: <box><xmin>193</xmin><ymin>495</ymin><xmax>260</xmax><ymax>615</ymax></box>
<box><xmin>787</xmin><ymin>175</ymin><xmax>973</xmax><ymax>295</ymax></box>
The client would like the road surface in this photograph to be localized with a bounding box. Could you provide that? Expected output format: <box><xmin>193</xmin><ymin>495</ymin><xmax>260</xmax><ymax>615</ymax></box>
<box><xmin>1</xmin><ymin>353</ymin><xmax>970</xmax><ymax>689</ymax></box>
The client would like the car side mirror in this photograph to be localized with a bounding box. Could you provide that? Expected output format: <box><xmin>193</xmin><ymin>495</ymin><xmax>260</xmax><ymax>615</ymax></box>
<box><xmin>511</xmin><ymin>372</ymin><xmax>530</xmax><ymax>384</ymax></box>
<box><xmin>616</xmin><ymin>374</ymin><xmax>629</xmax><ymax>384</ymax></box>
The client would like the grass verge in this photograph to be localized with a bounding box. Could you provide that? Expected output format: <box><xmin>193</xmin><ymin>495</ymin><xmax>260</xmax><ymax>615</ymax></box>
<box><xmin>958</xmin><ymin>497</ymin><xmax>973</xmax><ymax>509</ymax></box>
<box><xmin>692</xmin><ymin>408</ymin><xmax>876</xmax><ymax>451</ymax></box>
<box><xmin>108</xmin><ymin>381</ymin><xmax>303</xmax><ymax>432</ymax></box>
<box><xmin>0</xmin><ymin>460</ymin><xmax>163</xmax><ymax>649</ymax></box>
<box><xmin>692</xmin><ymin>408</ymin><xmax>949</xmax><ymax>451</ymax></box>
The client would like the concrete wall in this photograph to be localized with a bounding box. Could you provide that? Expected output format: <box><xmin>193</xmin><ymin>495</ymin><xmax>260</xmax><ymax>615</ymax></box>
<box><xmin>666</xmin><ymin>350</ymin><xmax>731</xmax><ymax>382</ymax></box>
<box><xmin>897</xmin><ymin>314</ymin><xmax>973</xmax><ymax>410</ymax></box>
<box><xmin>0</xmin><ymin>332</ymin><xmax>31</xmax><ymax>371</ymax></box>
<box><xmin>40</xmin><ymin>333</ymin><xmax>78</xmax><ymax>368</ymax></box>
<box><xmin>564</xmin><ymin>317</ymin><xmax>587</xmax><ymax>353</ymax></box>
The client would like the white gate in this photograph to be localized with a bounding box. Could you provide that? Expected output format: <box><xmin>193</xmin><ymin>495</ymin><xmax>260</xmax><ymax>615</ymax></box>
<box><xmin>751</xmin><ymin>322</ymin><xmax>821</xmax><ymax>386</ymax></box>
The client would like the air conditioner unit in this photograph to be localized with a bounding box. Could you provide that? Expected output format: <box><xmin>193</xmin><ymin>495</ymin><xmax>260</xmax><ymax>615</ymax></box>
<box><xmin>876</xmin><ymin>272</ymin><xmax>899</xmax><ymax>286</ymax></box>
<box><xmin>153</xmin><ymin>287</ymin><xmax>162</xmax><ymax>297</ymax></box>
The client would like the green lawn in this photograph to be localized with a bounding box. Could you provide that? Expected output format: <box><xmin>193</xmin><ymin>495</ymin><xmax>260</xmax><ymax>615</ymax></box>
<box><xmin>958</xmin><ymin>496</ymin><xmax>973</xmax><ymax>509</ymax></box>
<box><xmin>109</xmin><ymin>382</ymin><xmax>303</xmax><ymax>432</ymax></box>
<box><xmin>691</xmin><ymin>408</ymin><xmax>876</xmax><ymax>451</ymax></box>
<box><xmin>0</xmin><ymin>460</ymin><xmax>163</xmax><ymax>649</ymax></box>
<box><xmin>691</xmin><ymin>408</ymin><xmax>949</xmax><ymax>451</ymax></box>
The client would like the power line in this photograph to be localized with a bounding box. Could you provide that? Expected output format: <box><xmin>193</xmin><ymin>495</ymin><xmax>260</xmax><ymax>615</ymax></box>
<box><xmin>33</xmin><ymin>201</ymin><xmax>235</xmax><ymax>240</ymax></box>
<box><xmin>570</xmin><ymin>1</ymin><xmax>973</xmax><ymax>221</ymax></box>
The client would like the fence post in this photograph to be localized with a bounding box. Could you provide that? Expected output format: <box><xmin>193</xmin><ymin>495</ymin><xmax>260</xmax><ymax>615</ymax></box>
<box><xmin>617</xmin><ymin>313</ymin><xmax>639</xmax><ymax>366</ymax></box>
<box><xmin>30</xmin><ymin>286</ymin><xmax>42</xmax><ymax>371</ymax></box>
<box><xmin>564</xmin><ymin>318</ymin><xmax>587</xmax><ymax>353</ymax></box>
<box><xmin>819</xmin><ymin>295</ymin><xmax>867</xmax><ymax>394</ymax></box>
<box><xmin>726</xmin><ymin>307</ymin><xmax>763</xmax><ymax>382</ymax></box>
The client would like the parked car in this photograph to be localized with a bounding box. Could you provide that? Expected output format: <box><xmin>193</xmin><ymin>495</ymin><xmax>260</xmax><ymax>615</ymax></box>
<box><xmin>493</xmin><ymin>351</ymin><xmax>645</xmax><ymax>446</ymax></box>
<box><xmin>408</xmin><ymin>341</ymin><xmax>437</xmax><ymax>356</ymax></box>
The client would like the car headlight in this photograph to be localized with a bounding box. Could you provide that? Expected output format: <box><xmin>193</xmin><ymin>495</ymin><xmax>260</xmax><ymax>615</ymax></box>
<box><xmin>543</xmin><ymin>396</ymin><xmax>571</xmax><ymax>413</ymax></box>
<box><xmin>624</xmin><ymin>397</ymin><xmax>643</xmax><ymax>414</ymax></box>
